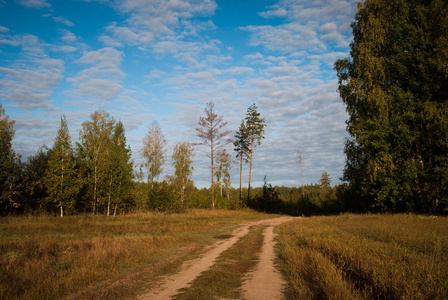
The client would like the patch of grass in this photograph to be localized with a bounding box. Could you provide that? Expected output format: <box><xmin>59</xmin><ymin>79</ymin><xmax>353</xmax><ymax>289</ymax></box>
<box><xmin>0</xmin><ymin>209</ymin><xmax>273</xmax><ymax>299</ymax></box>
<box><xmin>277</xmin><ymin>214</ymin><xmax>448</xmax><ymax>299</ymax></box>
<box><xmin>173</xmin><ymin>226</ymin><xmax>265</xmax><ymax>300</ymax></box>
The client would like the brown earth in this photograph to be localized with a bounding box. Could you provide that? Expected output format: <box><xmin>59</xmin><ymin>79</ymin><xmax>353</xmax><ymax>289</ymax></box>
<box><xmin>139</xmin><ymin>216</ymin><xmax>295</xmax><ymax>300</ymax></box>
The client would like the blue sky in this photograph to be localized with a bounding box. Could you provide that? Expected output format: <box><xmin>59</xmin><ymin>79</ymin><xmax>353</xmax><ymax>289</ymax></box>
<box><xmin>0</xmin><ymin>0</ymin><xmax>357</xmax><ymax>188</ymax></box>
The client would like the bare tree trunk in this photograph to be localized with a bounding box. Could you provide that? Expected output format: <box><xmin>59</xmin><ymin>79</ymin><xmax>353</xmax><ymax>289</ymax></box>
<box><xmin>211</xmin><ymin>139</ymin><xmax>215</xmax><ymax>210</ymax></box>
<box><xmin>107</xmin><ymin>174</ymin><xmax>112</xmax><ymax>216</ymax></box>
<box><xmin>93</xmin><ymin>165</ymin><xmax>97</xmax><ymax>214</ymax></box>
<box><xmin>239</xmin><ymin>155</ymin><xmax>243</xmax><ymax>209</ymax></box>
<box><xmin>247</xmin><ymin>140</ymin><xmax>254</xmax><ymax>204</ymax></box>
<box><xmin>60</xmin><ymin>204</ymin><xmax>63</xmax><ymax>218</ymax></box>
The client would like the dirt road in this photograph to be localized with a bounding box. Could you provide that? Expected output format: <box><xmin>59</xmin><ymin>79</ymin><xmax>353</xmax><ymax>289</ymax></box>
<box><xmin>139</xmin><ymin>216</ymin><xmax>295</xmax><ymax>300</ymax></box>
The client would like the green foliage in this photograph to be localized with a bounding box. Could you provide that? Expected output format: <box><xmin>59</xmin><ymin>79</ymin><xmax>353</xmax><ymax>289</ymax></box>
<box><xmin>171</xmin><ymin>142</ymin><xmax>194</xmax><ymax>205</ymax></box>
<box><xmin>335</xmin><ymin>0</ymin><xmax>448</xmax><ymax>213</ymax></box>
<box><xmin>45</xmin><ymin>115</ymin><xmax>80</xmax><ymax>216</ymax></box>
<box><xmin>147</xmin><ymin>181</ymin><xmax>183</xmax><ymax>212</ymax></box>
<box><xmin>0</xmin><ymin>105</ymin><xmax>22</xmax><ymax>214</ymax></box>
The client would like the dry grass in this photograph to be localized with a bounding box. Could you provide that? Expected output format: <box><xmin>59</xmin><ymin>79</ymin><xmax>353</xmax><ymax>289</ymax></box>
<box><xmin>277</xmin><ymin>214</ymin><xmax>448</xmax><ymax>299</ymax></box>
<box><xmin>0</xmin><ymin>209</ymin><xmax>272</xmax><ymax>299</ymax></box>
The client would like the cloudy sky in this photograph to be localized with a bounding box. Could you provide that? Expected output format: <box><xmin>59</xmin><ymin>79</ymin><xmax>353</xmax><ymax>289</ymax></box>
<box><xmin>0</xmin><ymin>0</ymin><xmax>357</xmax><ymax>188</ymax></box>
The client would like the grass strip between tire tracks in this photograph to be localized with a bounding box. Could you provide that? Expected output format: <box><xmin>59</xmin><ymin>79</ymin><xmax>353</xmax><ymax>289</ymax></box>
<box><xmin>173</xmin><ymin>225</ymin><xmax>265</xmax><ymax>300</ymax></box>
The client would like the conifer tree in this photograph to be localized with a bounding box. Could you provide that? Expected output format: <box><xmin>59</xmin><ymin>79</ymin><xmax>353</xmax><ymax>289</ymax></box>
<box><xmin>195</xmin><ymin>100</ymin><xmax>231</xmax><ymax>209</ymax></box>
<box><xmin>45</xmin><ymin>115</ymin><xmax>79</xmax><ymax>216</ymax></box>
<box><xmin>234</xmin><ymin>120</ymin><xmax>250</xmax><ymax>207</ymax></box>
<box><xmin>244</xmin><ymin>104</ymin><xmax>266</xmax><ymax>203</ymax></box>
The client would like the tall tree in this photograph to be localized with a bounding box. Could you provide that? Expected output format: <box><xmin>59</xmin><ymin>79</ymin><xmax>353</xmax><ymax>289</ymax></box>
<box><xmin>0</xmin><ymin>105</ymin><xmax>22</xmax><ymax>213</ymax></box>
<box><xmin>77</xmin><ymin>110</ymin><xmax>115</xmax><ymax>214</ymax></box>
<box><xmin>244</xmin><ymin>104</ymin><xmax>266</xmax><ymax>203</ymax></box>
<box><xmin>45</xmin><ymin>115</ymin><xmax>79</xmax><ymax>216</ymax></box>
<box><xmin>142</xmin><ymin>121</ymin><xmax>166</xmax><ymax>189</ymax></box>
<box><xmin>334</xmin><ymin>0</ymin><xmax>448</xmax><ymax>213</ymax></box>
<box><xmin>195</xmin><ymin>100</ymin><xmax>231</xmax><ymax>209</ymax></box>
<box><xmin>172</xmin><ymin>142</ymin><xmax>194</xmax><ymax>205</ymax></box>
<box><xmin>107</xmin><ymin>121</ymin><xmax>134</xmax><ymax>216</ymax></box>
<box><xmin>234</xmin><ymin>120</ymin><xmax>250</xmax><ymax>207</ymax></box>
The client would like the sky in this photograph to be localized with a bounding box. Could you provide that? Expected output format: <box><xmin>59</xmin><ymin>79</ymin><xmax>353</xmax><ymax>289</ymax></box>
<box><xmin>0</xmin><ymin>0</ymin><xmax>357</xmax><ymax>188</ymax></box>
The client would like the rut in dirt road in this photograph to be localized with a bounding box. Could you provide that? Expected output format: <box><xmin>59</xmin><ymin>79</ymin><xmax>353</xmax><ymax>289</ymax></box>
<box><xmin>138</xmin><ymin>216</ymin><xmax>295</xmax><ymax>300</ymax></box>
<box><xmin>241</xmin><ymin>224</ymin><xmax>284</xmax><ymax>299</ymax></box>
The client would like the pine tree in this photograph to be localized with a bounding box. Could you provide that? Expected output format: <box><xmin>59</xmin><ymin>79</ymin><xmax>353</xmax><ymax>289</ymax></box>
<box><xmin>244</xmin><ymin>104</ymin><xmax>266</xmax><ymax>204</ymax></box>
<box><xmin>195</xmin><ymin>100</ymin><xmax>231</xmax><ymax>209</ymax></box>
<box><xmin>45</xmin><ymin>115</ymin><xmax>79</xmax><ymax>216</ymax></box>
<box><xmin>234</xmin><ymin>120</ymin><xmax>250</xmax><ymax>207</ymax></box>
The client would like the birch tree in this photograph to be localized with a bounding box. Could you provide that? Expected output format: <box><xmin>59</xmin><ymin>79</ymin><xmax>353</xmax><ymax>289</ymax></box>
<box><xmin>142</xmin><ymin>121</ymin><xmax>166</xmax><ymax>189</ymax></box>
<box><xmin>172</xmin><ymin>142</ymin><xmax>194</xmax><ymax>205</ymax></box>
<box><xmin>0</xmin><ymin>105</ymin><xmax>22</xmax><ymax>212</ymax></box>
<box><xmin>77</xmin><ymin>110</ymin><xmax>115</xmax><ymax>214</ymax></box>
<box><xmin>215</xmin><ymin>149</ymin><xmax>232</xmax><ymax>199</ymax></box>
<box><xmin>195</xmin><ymin>100</ymin><xmax>231</xmax><ymax>209</ymax></box>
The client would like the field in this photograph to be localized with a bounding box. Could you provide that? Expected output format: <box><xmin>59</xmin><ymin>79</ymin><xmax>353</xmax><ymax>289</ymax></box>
<box><xmin>0</xmin><ymin>209</ymin><xmax>272</xmax><ymax>299</ymax></box>
<box><xmin>277</xmin><ymin>214</ymin><xmax>448</xmax><ymax>299</ymax></box>
<box><xmin>1</xmin><ymin>211</ymin><xmax>447</xmax><ymax>299</ymax></box>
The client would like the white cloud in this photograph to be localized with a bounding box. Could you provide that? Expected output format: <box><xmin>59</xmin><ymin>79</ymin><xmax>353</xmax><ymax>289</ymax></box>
<box><xmin>16</xmin><ymin>0</ymin><xmax>50</xmax><ymax>9</ymax></box>
<box><xmin>67</xmin><ymin>47</ymin><xmax>124</xmax><ymax>101</ymax></box>
<box><xmin>52</xmin><ymin>16</ymin><xmax>75</xmax><ymax>27</ymax></box>
<box><xmin>0</xmin><ymin>34</ymin><xmax>64</xmax><ymax>110</ymax></box>
<box><xmin>0</xmin><ymin>25</ymin><xmax>9</xmax><ymax>33</ymax></box>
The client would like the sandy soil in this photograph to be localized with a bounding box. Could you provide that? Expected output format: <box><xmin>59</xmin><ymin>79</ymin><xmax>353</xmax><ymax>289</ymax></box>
<box><xmin>138</xmin><ymin>216</ymin><xmax>295</xmax><ymax>300</ymax></box>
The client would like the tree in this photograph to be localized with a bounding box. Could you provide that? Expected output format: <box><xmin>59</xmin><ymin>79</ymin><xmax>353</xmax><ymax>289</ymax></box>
<box><xmin>195</xmin><ymin>100</ymin><xmax>231</xmax><ymax>209</ymax></box>
<box><xmin>296</xmin><ymin>149</ymin><xmax>304</xmax><ymax>197</ymax></box>
<box><xmin>172</xmin><ymin>142</ymin><xmax>194</xmax><ymax>205</ymax></box>
<box><xmin>215</xmin><ymin>149</ymin><xmax>232</xmax><ymax>200</ymax></box>
<box><xmin>234</xmin><ymin>120</ymin><xmax>250</xmax><ymax>207</ymax></box>
<box><xmin>142</xmin><ymin>121</ymin><xmax>166</xmax><ymax>189</ymax></box>
<box><xmin>0</xmin><ymin>105</ymin><xmax>22</xmax><ymax>213</ymax></box>
<box><xmin>107</xmin><ymin>121</ymin><xmax>134</xmax><ymax>216</ymax></box>
<box><xmin>77</xmin><ymin>110</ymin><xmax>115</xmax><ymax>214</ymax></box>
<box><xmin>334</xmin><ymin>0</ymin><xmax>448</xmax><ymax>213</ymax></box>
<box><xmin>45</xmin><ymin>115</ymin><xmax>79</xmax><ymax>216</ymax></box>
<box><xmin>319</xmin><ymin>171</ymin><xmax>331</xmax><ymax>188</ymax></box>
<box><xmin>23</xmin><ymin>146</ymin><xmax>51</xmax><ymax>212</ymax></box>
<box><xmin>244</xmin><ymin>104</ymin><xmax>266</xmax><ymax>203</ymax></box>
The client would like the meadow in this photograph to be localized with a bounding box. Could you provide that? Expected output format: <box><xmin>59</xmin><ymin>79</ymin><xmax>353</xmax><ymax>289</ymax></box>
<box><xmin>0</xmin><ymin>209</ymin><xmax>271</xmax><ymax>299</ymax></box>
<box><xmin>277</xmin><ymin>214</ymin><xmax>448</xmax><ymax>299</ymax></box>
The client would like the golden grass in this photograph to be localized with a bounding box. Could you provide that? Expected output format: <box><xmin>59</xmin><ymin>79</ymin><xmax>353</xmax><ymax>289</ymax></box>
<box><xmin>277</xmin><ymin>214</ymin><xmax>448</xmax><ymax>299</ymax></box>
<box><xmin>0</xmin><ymin>209</ymin><xmax>272</xmax><ymax>299</ymax></box>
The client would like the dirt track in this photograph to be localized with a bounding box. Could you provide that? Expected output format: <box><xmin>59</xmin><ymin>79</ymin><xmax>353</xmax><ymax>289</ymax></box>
<box><xmin>139</xmin><ymin>216</ymin><xmax>295</xmax><ymax>300</ymax></box>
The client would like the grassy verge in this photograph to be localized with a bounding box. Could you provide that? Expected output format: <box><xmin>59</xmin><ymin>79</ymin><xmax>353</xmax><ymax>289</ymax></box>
<box><xmin>173</xmin><ymin>226</ymin><xmax>265</xmax><ymax>299</ymax></box>
<box><xmin>277</xmin><ymin>214</ymin><xmax>448</xmax><ymax>299</ymax></box>
<box><xmin>0</xmin><ymin>209</ymin><xmax>273</xmax><ymax>299</ymax></box>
